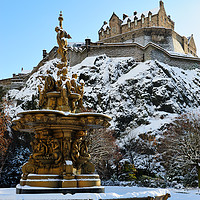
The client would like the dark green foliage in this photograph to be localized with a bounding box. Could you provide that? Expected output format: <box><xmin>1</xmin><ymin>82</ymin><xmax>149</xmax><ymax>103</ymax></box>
<box><xmin>118</xmin><ymin>161</ymin><xmax>136</xmax><ymax>181</ymax></box>
<box><xmin>0</xmin><ymin>130</ymin><xmax>32</xmax><ymax>187</ymax></box>
<box><xmin>135</xmin><ymin>175</ymin><xmax>167</xmax><ymax>188</ymax></box>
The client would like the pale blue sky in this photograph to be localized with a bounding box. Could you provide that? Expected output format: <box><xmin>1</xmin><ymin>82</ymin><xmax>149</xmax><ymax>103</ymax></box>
<box><xmin>0</xmin><ymin>0</ymin><xmax>200</xmax><ymax>79</ymax></box>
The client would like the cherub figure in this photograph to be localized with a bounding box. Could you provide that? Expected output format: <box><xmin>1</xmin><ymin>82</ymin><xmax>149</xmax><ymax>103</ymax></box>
<box><xmin>38</xmin><ymin>70</ymin><xmax>56</xmax><ymax>108</ymax></box>
<box><xmin>77</xmin><ymin>79</ymin><xmax>85</xmax><ymax>109</ymax></box>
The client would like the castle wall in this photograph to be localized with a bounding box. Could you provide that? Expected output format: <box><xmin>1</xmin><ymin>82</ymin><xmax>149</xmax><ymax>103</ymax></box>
<box><xmin>0</xmin><ymin>78</ymin><xmax>12</xmax><ymax>89</ymax></box>
<box><xmin>98</xmin><ymin>27</ymin><xmax>199</xmax><ymax>58</ymax></box>
<box><xmin>99</xmin><ymin>27</ymin><xmax>175</xmax><ymax>52</ymax></box>
<box><xmin>69</xmin><ymin>43</ymin><xmax>200</xmax><ymax>71</ymax></box>
<box><xmin>87</xmin><ymin>45</ymin><xmax>144</xmax><ymax>61</ymax></box>
<box><xmin>0</xmin><ymin>75</ymin><xmax>28</xmax><ymax>90</ymax></box>
<box><xmin>149</xmin><ymin>47</ymin><xmax>200</xmax><ymax>69</ymax></box>
<box><xmin>68</xmin><ymin>48</ymin><xmax>88</xmax><ymax>67</ymax></box>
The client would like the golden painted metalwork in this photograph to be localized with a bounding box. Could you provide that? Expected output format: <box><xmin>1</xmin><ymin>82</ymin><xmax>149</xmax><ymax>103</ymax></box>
<box><xmin>13</xmin><ymin>12</ymin><xmax>111</xmax><ymax>194</ymax></box>
<box><xmin>55</xmin><ymin>11</ymin><xmax>72</xmax><ymax>64</ymax></box>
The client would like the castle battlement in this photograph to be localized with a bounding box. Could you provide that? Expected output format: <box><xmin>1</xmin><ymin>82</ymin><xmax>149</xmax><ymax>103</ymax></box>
<box><xmin>98</xmin><ymin>1</ymin><xmax>197</xmax><ymax>57</ymax></box>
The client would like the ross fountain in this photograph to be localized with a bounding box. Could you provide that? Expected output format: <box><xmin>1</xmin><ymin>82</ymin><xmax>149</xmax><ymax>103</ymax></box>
<box><xmin>13</xmin><ymin>11</ymin><xmax>111</xmax><ymax>194</ymax></box>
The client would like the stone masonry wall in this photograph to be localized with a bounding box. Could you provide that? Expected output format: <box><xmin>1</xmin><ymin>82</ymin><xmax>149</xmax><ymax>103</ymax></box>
<box><xmin>149</xmin><ymin>47</ymin><xmax>200</xmax><ymax>69</ymax></box>
<box><xmin>0</xmin><ymin>78</ymin><xmax>12</xmax><ymax>89</ymax></box>
<box><xmin>68</xmin><ymin>48</ymin><xmax>87</xmax><ymax>67</ymax></box>
<box><xmin>69</xmin><ymin>43</ymin><xmax>200</xmax><ymax>71</ymax></box>
<box><xmin>99</xmin><ymin>27</ymin><xmax>174</xmax><ymax>51</ymax></box>
<box><xmin>87</xmin><ymin>45</ymin><xmax>144</xmax><ymax>61</ymax></box>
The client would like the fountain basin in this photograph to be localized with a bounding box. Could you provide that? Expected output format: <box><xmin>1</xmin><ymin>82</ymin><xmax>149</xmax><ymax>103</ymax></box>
<box><xmin>13</xmin><ymin>110</ymin><xmax>111</xmax><ymax>133</ymax></box>
<box><xmin>13</xmin><ymin>110</ymin><xmax>111</xmax><ymax>194</ymax></box>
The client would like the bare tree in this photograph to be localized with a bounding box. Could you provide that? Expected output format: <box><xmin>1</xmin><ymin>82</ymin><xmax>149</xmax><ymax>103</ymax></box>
<box><xmin>87</xmin><ymin>128</ymin><xmax>120</xmax><ymax>180</ymax></box>
<box><xmin>162</xmin><ymin>112</ymin><xmax>200</xmax><ymax>188</ymax></box>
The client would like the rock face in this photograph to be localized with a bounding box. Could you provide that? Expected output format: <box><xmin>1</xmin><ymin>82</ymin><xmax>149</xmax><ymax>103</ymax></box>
<box><xmin>68</xmin><ymin>55</ymin><xmax>200</xmax><ymax>139</ymax></box>
<box><xmin>7</xmin><ymin>55</ymin><xmax>200</xmax><ymax>140</ymax></box>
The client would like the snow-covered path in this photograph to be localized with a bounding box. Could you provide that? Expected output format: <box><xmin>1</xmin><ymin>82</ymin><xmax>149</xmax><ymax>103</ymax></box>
<box><xmin>0</xmin><ymin>186</ymin><xmax>199</xmax><ymax>200</ymax></box>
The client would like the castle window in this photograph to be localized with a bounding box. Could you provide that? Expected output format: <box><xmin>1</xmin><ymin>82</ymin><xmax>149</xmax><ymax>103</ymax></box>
<box><xmin>149</xmin><ymin>15</ymin><xmax>152</xmax><ymax>21</ymax></box>
<box><xmin>135</xmin><ymin>19</ymin><xmax>137</xmax><ymax>26</ymax></box>
<box><xmin>112</xmin><ymin>27</ymin><xmax>116</xmax><ymax>33</ymax></box>
<box><xmin>107</xmin><ymin>29</ymin><xmax>109</xmax><ymax>34</ymax></box>
<box><xmin>102</xmin><ymin>31</ymin><xmax>104</xmax><ymax>36</ymax></box>
<box><xmin>128</xmin><ymin>21</ymin><xmax>131</xmax><ymax>28</ymax></box>
<box><xmin>142</xmin><ymin>17</ymin><xmax>144</xmax><ymax>24</ymax></box>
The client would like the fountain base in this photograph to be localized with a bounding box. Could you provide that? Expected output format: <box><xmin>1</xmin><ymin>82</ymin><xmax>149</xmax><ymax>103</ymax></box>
<box><xmin>12</xmin><ymin>109</ymin><xmax>111</xmax><ymax>195</ymax></box>
<box><xmin>16</xmin><ymin>185</ymin><xmax>105</xmax><ymax>194</ymax></box>
<box><xmin>16</xmin><ymin>174</ymin><xmax>104</xmax><ymax>194</ymax></box>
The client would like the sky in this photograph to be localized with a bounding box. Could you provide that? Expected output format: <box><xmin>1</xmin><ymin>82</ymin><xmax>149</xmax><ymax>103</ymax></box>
<box><xmin>0</xmin><ymin>0</ymin><xmax>200</xmax><ymax>79</ymax></box>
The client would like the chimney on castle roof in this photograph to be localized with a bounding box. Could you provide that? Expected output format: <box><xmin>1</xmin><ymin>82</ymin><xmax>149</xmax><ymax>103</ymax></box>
<box><xmin>85</xmin><ymin>38</ymin><xmax>91</xmax><ymax>50</ymax></box>
<box><xmin>159</xmin><ymin>0</ymin><xmax>164</xmax><ymax>8</ymax></box>
<box><xmin>134</xmin><ymin>11</ymin><xmax>137</xmax><ymax>16</ymax></box>
<box><xmin>43</xmin><ymin>49</ymin><xmax>47</xmax><ymax>59</ymax></box>
<box><xmin>123</xmin><ymin>14</ymin><xmax>128</xmax><ymax>20</ymax></box>
<box><xmin>103</xmin><ymin>21</ymin><xmax>107</xmax><ymax>25</ymax></box>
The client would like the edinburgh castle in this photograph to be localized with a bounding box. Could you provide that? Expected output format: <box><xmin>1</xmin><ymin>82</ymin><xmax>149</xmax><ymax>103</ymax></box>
<box><xmin>98</xmin><ymin>0</ymin><xmax>197</xmax><ymax>57</ymax></box>
<box><xmin>0</xmin><ymin>0</ymin><xmax>199</xmax><ymax>90</ymax></box>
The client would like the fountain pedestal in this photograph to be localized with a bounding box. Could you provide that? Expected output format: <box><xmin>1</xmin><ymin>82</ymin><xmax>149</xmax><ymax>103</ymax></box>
<box><xmin>13</xmin><ymin>110</ymin><xmax>111</xmax><ymax>194</ymax></box>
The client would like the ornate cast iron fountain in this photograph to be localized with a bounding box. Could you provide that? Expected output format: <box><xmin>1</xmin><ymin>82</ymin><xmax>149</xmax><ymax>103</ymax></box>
<box><xmin>13</xmin><ymin>12</ymin><xmax>111</xmax><ymax>194</ymax></box>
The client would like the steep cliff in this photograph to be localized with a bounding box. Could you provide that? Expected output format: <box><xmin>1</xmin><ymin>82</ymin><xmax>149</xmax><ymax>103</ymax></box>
<box><xmin>6</xmin><ymin>55</ymin><xmax>200</xmax><ymax>139</ymax></box>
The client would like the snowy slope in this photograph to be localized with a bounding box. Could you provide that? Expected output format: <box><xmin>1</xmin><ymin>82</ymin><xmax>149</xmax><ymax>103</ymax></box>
<box><xmin>6</xmin><ymin>55</ymin><xmax>200</xmax><ymax>141</ymax></box>
<box><xmin>6</xmin><ymin>59</ymin><xmax>60</xmax><ymax>118</ymax></box>
<box><xmin>68</xmin><ymin>55</ymin><xmax>200</xmax><ymax>140</ymax></box>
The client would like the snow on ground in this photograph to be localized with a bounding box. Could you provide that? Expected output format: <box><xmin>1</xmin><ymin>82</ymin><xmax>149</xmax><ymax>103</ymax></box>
<box><xmin>0</xmin><ymin>186</ymin><xmax>199</xmax><ymax>200</ymax></box>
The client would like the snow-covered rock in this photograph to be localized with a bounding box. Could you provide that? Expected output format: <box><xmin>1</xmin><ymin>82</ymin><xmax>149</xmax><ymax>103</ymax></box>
<box><xmin>68</xmin><ymin>55</ymin><xmax>200</xmax><ymax>140</ymax></box>
<box><xmin>6</xmin><ymin>55</ymin><xmax>200</xmax><ymax>141</ymax></box>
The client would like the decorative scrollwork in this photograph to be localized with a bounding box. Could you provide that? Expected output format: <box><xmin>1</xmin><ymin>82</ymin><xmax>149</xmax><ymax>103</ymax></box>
<box><xmin>81</xmin><ymin>161</ymin><xmax>95</xmax><ymax>174</ymax></box>
<box><xmin>22</xmin><ymin>163</ymin><xmax>36</xmax><ymax>178</ymax></box>
<box><xmin>31</xmin><ymin>135</ymin><xmax>62</xmax><ymax>166</ymax></box>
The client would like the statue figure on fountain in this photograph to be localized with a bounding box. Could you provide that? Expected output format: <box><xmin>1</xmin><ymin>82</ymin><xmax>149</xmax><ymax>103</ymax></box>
<box><xmin>37</xmin><ymin>11</ymin><xmax>84</xmax><ymax>113</ymax></box>
<box><xmin>38</xmin><ymin>71</ymin><xmax>84</xmax><ymax>112</ymax></box>
<box><xmin>55</xmin><ymin>11</ymin><xmax>72</xmax><ymax>66</ymax></box>
<box><xmin>55</xmin><ymin>26</ymin><xmax>71</xmax><ymax>63</ymax></box>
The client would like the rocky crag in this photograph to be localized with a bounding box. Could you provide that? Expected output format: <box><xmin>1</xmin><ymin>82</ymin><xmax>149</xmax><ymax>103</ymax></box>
<box><xmin>6</xmin><ymin>55</ymin><xmax>200</xmax><ymax>139</ymax></box>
